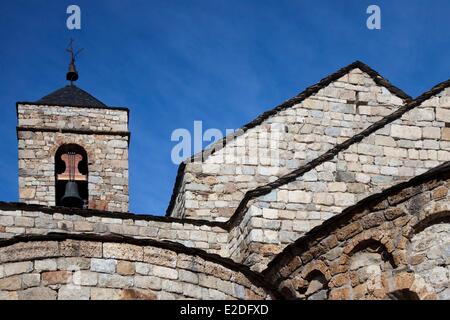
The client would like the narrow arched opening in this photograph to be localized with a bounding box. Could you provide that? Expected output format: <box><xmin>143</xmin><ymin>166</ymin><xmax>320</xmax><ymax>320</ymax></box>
<box><xmin>55</xmin><ymin>144</ymin><xmax>88</xmax><ymax>208</ymax></box>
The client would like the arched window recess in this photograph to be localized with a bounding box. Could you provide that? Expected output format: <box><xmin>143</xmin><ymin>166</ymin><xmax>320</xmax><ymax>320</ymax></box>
<box><xmin>55</xmin><ymin>144</ymin><xmax>88</xmax><ymax>208</ymax></box>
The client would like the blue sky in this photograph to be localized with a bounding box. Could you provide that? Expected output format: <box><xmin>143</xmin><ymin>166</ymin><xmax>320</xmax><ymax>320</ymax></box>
<box><xmin>0</xmin><ymin>0</ymin><xmax>449</xmax><ymax>215</ymax></box>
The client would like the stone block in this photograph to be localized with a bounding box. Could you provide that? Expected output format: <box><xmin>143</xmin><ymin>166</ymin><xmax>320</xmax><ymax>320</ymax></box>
<box><xmin>91</xmin><ymin>258</ymin><xmax>117</xmax><ymax>274</ymax></box>
<box><xmin>103</xmin><ymin>243</ymin><xmax>143</xmax><ymax>261</ymax></box>
<box><xmin>18</xmin><ymin>287</ymin><xmax>57</xmax><ymax>300</ymax></box>
<box><xmin>179</xmin><ymin>270</ymin><xmax>199</xmax><ymax>284</ymax></box>
<box><xmin>355</xmin><ymin>173</ymin><xmax>370</xmax><ymax>184</ymax></box>
<box><xmin>432</xmin><ymin>186</ymin><xmax>448</xmax><ymax>199</ymax></box>
<box><xmin>262</xmin><ymin>208</ymin><xmax>278</xmax><ymax>219</ymax></box>
<box><xmin>375</xmin><ymin>135</ymin><xmax>396</xmax><ymax>147</ymax></box>
<box><xmin>19</xmin><ymin>188</ymin><xmax>36</xmax><ymax>201</ymax></box>
<box><xmin>357</xmin><ymin>144</ymin><xmax>383</xmax><ymax>156</ymax></box>
<box><xmin>57</xmin><ymin>257</ymin><xmax>91</xmax><ymax>271</ymax></box>
<box><xmin>73</xmin><ymin>271</ymin><xmax>98</xmax><ymax>286</ymax></box>
<box><xmin>0</xmin><ymin>276</ymin><xmax>22</xmax><ymax>290</ymax></box>
<box><xmin>436</xmin><ymin>108</ymin><xmax>450</xmax><ymax>122</ymax></box>
<box><xmin>152</xmin><ymin>266</ymin><xmax>178</xmax><ymax>280</ymax></box>
<box><xmin>336</xmin><ymin>222</ymin><xmax>362</xmax><ymax>241</ymax></box>
<box><xmin>42</xmin><ymin>271</ymin><xmax>72</xmax><ymax>285</ymax></box>
<box><xmin>442</xmin><ymin>127</ymin><xmax>450</xmax><ymax>141</ymax></box>
<box><xmin>134</xmin><ymin>275</ymin><xmax>162</xmax><ymax>290</ymax></box>
<box><xmin>135</xmin><ymin>263</ymin><xmax>152</xmax><ymax>275</ymax></box>
<box><xmin>0</xmin><ymin>291</ymin><xmax>18</xmax><ymax>300</ymax></box>
<box><xmin>58</xmin><ymin>286</ymin><xmax>91</xmax><ymax>300</ymax></box>
<box><xmin>391</xmin><ymin>124</ymin><xmax>422</xmax><ymax>140</ymax></box>
<box><xmin>208</xmin><ymin>288</ymin><xmax>227</xmax><ymax>299</ymax></box>
<box><xmin>293</xmin><ymin>221</ymin><xmax>310</xmax><ymax>232</ymax></box>
<box><xmin>34</xmin><ymin>259</ymin><xmax>57</xmax><ymax>271</ymax></box>
<box><xmin>334</xmin><ymin>193</ymin><xmax>355</xmax><ymax>207</ymax></box>
<box><xmin>248</xmin><ymin>229</ymin><xmax>264</xmax><ymax>242</ymax></box>
<box><xmin>313</xmin><ymin>193</ymin><xmax>334</xmax><ymax>205</ymax></box>
<box><xmin>182</xmin><ymin>282</ymin><xmax>203</xmax><ymax>299</ymax></box>
<box><xmin>328</xmin><ymin>182</ymin><xmax>347</xmax><ymax>192</ymax></box>
<box><xmin>98</xmin><ymin>274</ymin><xmax>133</xmax><ymax>288</ymax></box>
<box><xmin>3</xmin><ymin>261</ymin><xmax>33</xmax><ymax>276</ymax></box>
<box><xmin>117</xmin><ymin>261</ymin><xmax>135</xmax><ymax>276</ymax></box>
<box><xmin>288</xmin><ymin>191</ymin><xmax>312</xmax><ymax>204</ymax></box>
<box><xmin>423</xmin><ymin>127</ymin><xmax>441</xmax><ymax>139</ymax></box>
<box><xmin>336</xmin><ymin>171</ymin><xmax>355</xmax><ymax>183</ymax></box>
<box><xmin>73</xmin><ymin>221</ymin><xmax>94</xmax><ymax>232</ymax></box>
<box><xmin>406</xmin><ymin>108</ymin><xmax>435</xmax><ymax>121</ymax></box>
<box><xmin>14</xmin><ymin>216</ymin><xmax>34</xmax><ymax>227</ymax></box>
<box><xmin>60</xmin><ymin>240</ymin><xmax>102</xmax><ymax>258</ymax></box>
<box><xmin>190</xmin><ymin>230</ymin><xmax>208</xmax><ymax>242</ymax></box>
<box><xmin>91</xmin><ymin>288</ymin><xmax>121</xmax><ymax>300</ymax></box>
<box><xmin>162</xmin><ymin>279</ymin><xmax>183</xmax><ymax>293</ymax></box>
<box><xmin>119</xmin><ymin>289</ymin><xmax>156</xmax><ymax>300</ymax></box>
<box><xmin>0</xmin><ymin>216</ymin><xmax>14</xmax><ymax>226</ymax></box>
<box><xmin>143</xmin><ymin>248</ymin><xmax>177</xmax><ymax>268</ymax></box>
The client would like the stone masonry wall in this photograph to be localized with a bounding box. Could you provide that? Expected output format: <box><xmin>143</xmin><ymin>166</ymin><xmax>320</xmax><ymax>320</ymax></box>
<box><xmin>17</xmin><ymin>104</ymin><xmax>129</xmax><ymax>212</ymax></box>
<box><xmin>0</xmin><ymin>238</ymin><xmax>271</xmax><ymax>300</ymax></box>
<box><xmin>4</xmin><ymin>65</ymin><xmax>449</xmax><ymax>300</ymax></box>
<box><xmin>230</xmin><ymin>86</ymin><xmax>450</xmax><ymax>271</ymax></box>
<box><xmin>17</xmin><ymin>104</ymin><xmax>128</xmax><ymax>132</ymax></box>
<box><xmin>0</xmin><ymin>205</ymin><xmax>228</xmax><ymax>256</ymax></box>
<box><xmin>171</xmin><ymin>67</ymin><xmax>407</xmax><ymax>221</ymax></box>
<box><xmin>262</xmin><ymin>166</ymin><xmax>450</xmax><ymax>300</ymax></box>
<box><xmin>15</xmin><ymin>76</ymin><xmax>448</xmax><ymax>275</ymax></box>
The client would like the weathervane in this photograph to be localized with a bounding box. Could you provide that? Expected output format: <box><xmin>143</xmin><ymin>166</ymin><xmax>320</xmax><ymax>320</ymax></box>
<box><xmin>66</xmin><ymin>38</ymin><xmax>84</xmax><ymax>84</ymax></box>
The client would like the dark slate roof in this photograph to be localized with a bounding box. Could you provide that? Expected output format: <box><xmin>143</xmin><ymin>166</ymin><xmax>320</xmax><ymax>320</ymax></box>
<box><xmin>35</xmin><ymin>85</ymin><xmax>108</xmax><ymax>108</ymax></box>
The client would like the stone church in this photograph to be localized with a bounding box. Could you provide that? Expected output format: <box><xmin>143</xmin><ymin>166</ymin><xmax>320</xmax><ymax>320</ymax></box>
<box><xmin>0</xmin><ymin>57</ymin><xmax>449</xmax><ymax>300</ymax></box>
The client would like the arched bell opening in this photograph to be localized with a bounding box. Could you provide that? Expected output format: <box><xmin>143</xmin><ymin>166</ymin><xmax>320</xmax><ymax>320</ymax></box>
<box><xmin>55</xmin><ymin>144</ymin><xmax>88</xmax><ymax>208</ymax></box>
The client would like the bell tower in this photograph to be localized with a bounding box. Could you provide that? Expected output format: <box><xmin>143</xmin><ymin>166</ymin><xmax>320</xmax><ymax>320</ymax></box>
<box><xmin>16</xmin><ymin>42</ymin><xmax>130</xmax><ymax>212</ymax></box>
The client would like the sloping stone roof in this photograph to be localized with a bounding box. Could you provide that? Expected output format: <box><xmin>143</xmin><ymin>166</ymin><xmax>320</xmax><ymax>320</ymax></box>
<box><xmin>34</xmin><ymin>84</ymin><xmax>108</xmax><ymax>108</ymax></box>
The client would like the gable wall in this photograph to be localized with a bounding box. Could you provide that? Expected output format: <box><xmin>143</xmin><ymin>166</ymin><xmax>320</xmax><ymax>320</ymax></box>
<box><xmin>172</xmin><ymin>68</ymin><xmax>405</xmax><ymax>221</ymax></box>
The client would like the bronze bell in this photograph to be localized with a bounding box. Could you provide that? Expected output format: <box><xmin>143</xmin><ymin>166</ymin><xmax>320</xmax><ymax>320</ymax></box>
<box><xmin>66</xmin><ymin>61</ymin><xmax>79</xmax><ymax>82</ymax></box>
<box><xmin>61</xmin><ymin>181</ymin><xmax>84</xmax><ymax>208</ymax></box>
